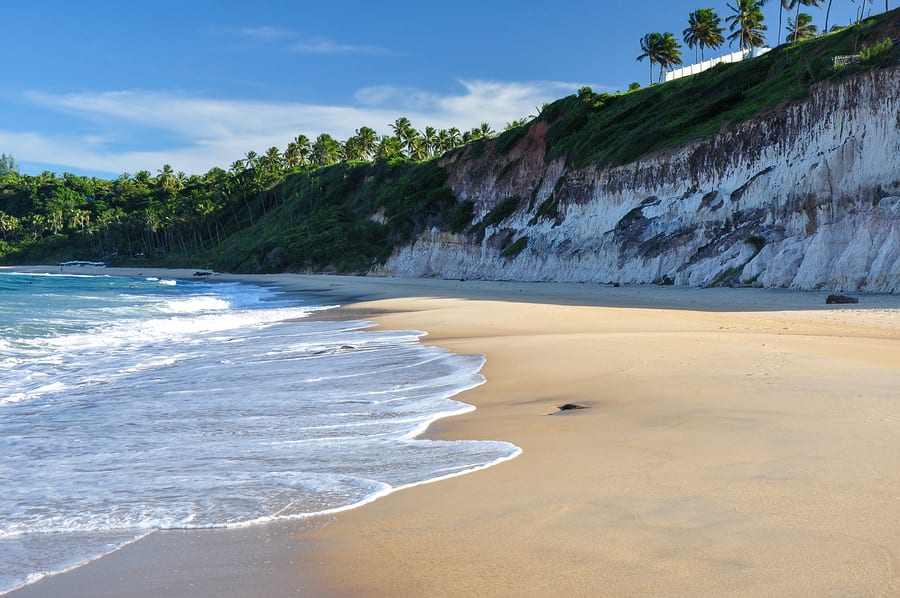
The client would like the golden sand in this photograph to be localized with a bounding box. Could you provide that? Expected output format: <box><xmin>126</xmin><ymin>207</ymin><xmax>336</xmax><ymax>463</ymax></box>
<box><xmin>8</xmin><ymin>267</ymin><xmax>900</xmax><ymax>597</ymax></box>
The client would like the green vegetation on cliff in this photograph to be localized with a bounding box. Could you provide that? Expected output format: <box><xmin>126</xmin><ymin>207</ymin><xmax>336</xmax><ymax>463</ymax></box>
<box><xmin>543</xmin><ymin>11</ymin><xmax>899</xmax><ymax>168</ymax></box>
<box><xmin>0</xmin><ymin>9</ymin><xmax>897</xmax><ymax>274</ymax></box>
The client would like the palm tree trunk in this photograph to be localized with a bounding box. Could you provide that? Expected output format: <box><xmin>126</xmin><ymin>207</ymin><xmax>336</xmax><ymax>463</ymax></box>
<box><xmin>778</xmin><ymin>5</ymin><xmax>784</xmax><ymax>45</ymax></box>
<box><xmin>824</xmin><ymin>0</ymin><xmax>833</xmax><ymax>31</ymax></box>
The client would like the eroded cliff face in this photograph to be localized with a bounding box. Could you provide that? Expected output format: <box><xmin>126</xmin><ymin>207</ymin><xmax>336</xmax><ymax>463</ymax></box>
<box><xmin>383</xmin><ymin>67</ymin><xmax>900</xmax><ymax>292</ymax></box>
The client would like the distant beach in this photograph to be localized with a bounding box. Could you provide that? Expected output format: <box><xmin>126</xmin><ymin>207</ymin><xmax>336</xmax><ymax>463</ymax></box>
<box><xmin>10</xmin><ymin>267</ymin><xmax>900</xmax><ymax>597</ymax></box>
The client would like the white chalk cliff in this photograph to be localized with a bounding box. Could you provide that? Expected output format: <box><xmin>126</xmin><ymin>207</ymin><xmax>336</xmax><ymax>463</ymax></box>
<box><xmin>383</xmin><ymin>67</ymin><xmax>900</xmax><ymax>292</ymax></box>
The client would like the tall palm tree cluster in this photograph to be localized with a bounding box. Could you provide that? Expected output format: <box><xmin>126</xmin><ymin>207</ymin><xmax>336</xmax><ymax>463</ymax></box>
<box><xmin>0</xmin><ymin>112</ymin><xmax>510</xmax><ymax>264</ymax></box>
<box><xmin>638</xmin><ymin>0</ymin><xmax>892</xmax><ymax>84</ymax></box>
<box><xmin>232</xmin><ymin>117</ymin><xmax>501</xmax><ymax>182</ymax></box>
<box><xmin>637</xmin><ymin>32</ymin><xmax>685</xmax><ymax>84</ymax></box>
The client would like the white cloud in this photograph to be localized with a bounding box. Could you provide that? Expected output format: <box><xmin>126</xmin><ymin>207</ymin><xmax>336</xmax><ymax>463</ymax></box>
<box><xmin>240</xmin><ymin>26</ymin><xmax>296</xmax><ymax>41</ymax></box>
<box><xmin>291</xmin><ymin>37</ymin><xmax>391</xmax><ymax>55</ymax></box>
<box><xmin>9</xmin><ymin>79</ymin><xmax>597</xmax><ymax>176</ymax></box>
<box><xmin>238</xmin><ymin>26</ymin><xmax>390</xmax><ymax>55</ymax></box>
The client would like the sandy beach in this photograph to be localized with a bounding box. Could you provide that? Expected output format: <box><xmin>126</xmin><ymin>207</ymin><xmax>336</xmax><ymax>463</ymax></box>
<box><xmin>8</xmin><ymin>267</ymin><xmax>900</xmax><ymax>597</ymax></box>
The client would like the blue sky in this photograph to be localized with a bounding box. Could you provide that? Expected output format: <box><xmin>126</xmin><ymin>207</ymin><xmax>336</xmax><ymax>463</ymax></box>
<box><xmin>1</xmin><ymin>0</ymin><xmax>877</xmax><ymax>178</ymax></box>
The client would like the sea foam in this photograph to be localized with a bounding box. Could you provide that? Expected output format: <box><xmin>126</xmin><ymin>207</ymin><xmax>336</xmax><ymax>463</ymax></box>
<box><xmin>0</xmin><ymin>272</ymin><xmax>519</xmax><ymax>594</ymax></box>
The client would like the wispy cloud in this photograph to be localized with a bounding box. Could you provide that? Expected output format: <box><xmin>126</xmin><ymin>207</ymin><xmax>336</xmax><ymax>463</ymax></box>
<box><xmin>290</xmin><ymin>37</ymin><xmax>391</xmax><ymax>55</ymax></box>
<box><xmin>240</xmin><ymin>26</ymin><xmax>297</xmax><ymax>42</ymax></box>
<box><xmin>8</xmin><ymin>79</ymin><xmax>595</xmax><ymax>176</ymax></box>
<box><xmin>238</xmin><ymin>25</ymin><xmax>390</xmax><ymax>55</ymax></box>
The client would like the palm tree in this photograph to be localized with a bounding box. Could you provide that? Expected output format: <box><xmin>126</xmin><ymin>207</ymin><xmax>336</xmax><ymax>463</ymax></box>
<box><xmin>477</xmin><ymin>122</ymin><xmax>496</xmax><ymax>140</ymax></box>
<box><xmin>408</xmin><ymin>136</ymin><xmax>427</xmax><ymax>161</ymax></box>
<box><xmin>354</xmin><ymin>126</ymin><xmax>378</xmax><ymax>160</ymax></box>
<box><xmin>422</xmin><ymin>126</ymin><xmax>439</xmax><ymax>157</ymax></box>
<box><xmin>505</xmin><ymin>118</ymin><xmax>530</xmax><ymax>131</ymax></box>
<box><xmin>244</xmin><ymin>150</ymin><xmax>258</xmax><ymax>170</ymax></box>
<box><xmin>390</xmin><ymin>117</ymin><xmax>416</xmax><ymax>154</ymax></box>
<box><xmin>787</xmin><ymin>11</ymin><xmax>819</xmax><ymax>40</ymax></box>
<box><xmin>658</xmin><ymin>32</ymin><xmax>684</xmax><ymax>80</ymax></box>
<box><xmin>264</xmin><ymin>146</ymin><xmax>282</xmax><ymax>173</ymax></box>
<box><xmin>311</xmin><ymin>134</ymin><xmax>342</xmax><ymax>166</ymax></box>
<box><xmin>447</xmin><ymin>127</ymin><xmax>462</xmax><ymax>148</ymax></box>
<box><xmin>684</xmin><ymin>8</ymin><xmax>725</xmax><ymax>62</ymax></box>
<box><xmin>374</xmin><ymin>135</ymin><xmax>404</xmax><ymax>162</ymax></box>
<box><xmin>156</xmin><ymin>164</ymin><xmax>175</xmax><ymax>188</ymax></box>
<box><xmin>854</xmin><ymin>0</ymin><xmax>874</xmax><ymax>22</ymax></box>
<box><xmin>786</xmin><ymin>0</ymin><xmax>823</xmax><ymax>41</ymax></box>
<box><xmin>283</xmin><ymin>142</ymin><xmax>300</xmax><ymax>169</ymax></box>
<box><xmin>343</xmin><ymin>136</ymin><xmax>364</xmax><ymax>161</ymax></box>
<box><xmin>777</xmin><ymin>0</ymin><xmax>791</xmax><ymax>44</ymax></box>
<box><xmin>293</xmin><ymin>135</ymin><xmax>312</xmax><ymax>165</ymax></box>
<box><xmin>637</xmin><ymin>32</ymin><xmax>665</xmax><ymax>84</ymax></box>
<box><xmin>402</xmin><ymin>129</ymin><xmax>423</xmax><ymax>157</ymax></box>
<box><xmin>726</xmin><ymin>0</ymin><xmax>768</xmax><ymax>50</ymax></box>
<box><xmin>437</xmin><ymin>129</ymin><xmax>453</xmax><ymax>153</ymax></box>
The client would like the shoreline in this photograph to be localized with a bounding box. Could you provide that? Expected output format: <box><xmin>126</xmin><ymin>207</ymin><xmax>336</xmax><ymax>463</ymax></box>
<box><xmin>7</xmin><ymin>267</ymin><xmax>900</xmax><ymax>596</ymax></box>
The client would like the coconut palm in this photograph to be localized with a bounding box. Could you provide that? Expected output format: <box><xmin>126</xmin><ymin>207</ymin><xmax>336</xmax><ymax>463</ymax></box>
<box><xmin>785</xmin><ymin>0</ymin><xmax>823</xmax><ymax>41</ymax></box>
<box><xmin>505</xmin><ymin>118</ymin><xmax>530</xmax><ymax>130</ymax></box>
<box><xmin>637</xmin><ymin>32</ymin><xmax>665</xmax><ymax>84</ymax></box>
<box><xmin>311</xmin><ymin>134</ymin><xmax>342</xmax><ymax>166</ymax></box>
<box><xmin>437</xmin><ymin>129</ymin><xmax>453</xmax><ymax>153</ymax></box>
<box><xmin>343</xmin><ymin>136</ymin><xmax>364</xmax><ymax>161</ymax></box>
<box><xmin>787</xmin><ymin>12</ymin><xmax>819</xmax><ymax>40</ymax></box>
<box><xmin>390</xmin><ymin>117</ymin><xmax>417</xmax><ymax>154</ymax></box>
<box><xmin>292</xmin><ymin>135</ymin><xmax>312</xmax><ymax>166</ymax></box>
<box><xmin>156</xmin><ymin>164</ymin><xmax>175</xmax><ymax>188</ymax></box>
<box><xmin>777</xmin><ymin>0</ymin><xmax>792</xmax><ymax>44</ymax></box>
<box><xmin>402</xmin><ymin>129</ymin><xmax>423</xmax><ymax>157</ymax></box>
<box><xmin>726</xmin><ymin>0</ymin><xmax>768</xmax><ymax>50</ymax></box>
<box><xmin>684</xmin><ymin>8</ymin><xmax>726</xmax><ymax>62</ymax></box>
<box><xmin>421</xmin><ymin>126</ymin><xmax>439</xmax><ymax>157</ymax></box>
<box><xmin>283</xmin><ymin>142</ymin><xmax>300</xmax><ymax>169</ymax></box>
<box><xmin>375</xmin><ymin>135</ymin><xmax>404</xmax><ymax>161</ymax></box>
<box><xmin>660</xmin><ymin>32</ymin><xmax>684</xmax><ymax>79</ymax></box>
<box><xmin>354</xmin><ymin>126</ymin><xmax>378</xmax><ymax>160</ymax></box>
<box><xmin>477</xmin><ymin>122</ymin><xmax>496</xmax><ymax>139</ymax></box>
<box><xmin>264</xmin><ymin>146</ymin><xmax>282</xmax><ymax>174</ymax></box>
<box><xmin>854</xmin><ymin>0</ymin><xmax>874</xmax><ymax>22</ymax></box>
<box><xmin>407</xmin><ymin>136</ymin><xmax>427</xmax><ymax>161</ymax></box>
<box><xmin>447</xmin><ymin>127</ymin><xmax>462</xmax><ymax>148</ymax></box>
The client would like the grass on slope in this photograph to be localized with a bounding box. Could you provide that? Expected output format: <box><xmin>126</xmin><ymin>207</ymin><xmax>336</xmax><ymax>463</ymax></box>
<box><xmin>538</xmin><ymin>10</ymin><xmax>900</xmax><ymax>169</ymax></box>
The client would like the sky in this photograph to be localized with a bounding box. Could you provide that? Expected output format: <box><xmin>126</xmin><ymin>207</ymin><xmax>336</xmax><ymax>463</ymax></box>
<box><xmin>1</xmin><ymin>0</ymin><xmax>881</xmax><ymax>178</ymax></box>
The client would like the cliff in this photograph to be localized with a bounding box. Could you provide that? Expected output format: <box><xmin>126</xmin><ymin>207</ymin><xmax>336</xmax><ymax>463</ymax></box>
<box><xmin>383</xmin><ymin>65</ymin><xmax>900</xmax><ymax>292</ymax></box>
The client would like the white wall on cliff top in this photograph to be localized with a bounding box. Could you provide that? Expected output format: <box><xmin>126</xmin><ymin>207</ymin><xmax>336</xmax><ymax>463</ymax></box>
<box><xmin>383</xmin><ymin>67</ymin><xmax>900</xmax><ymax>292</ymax></box>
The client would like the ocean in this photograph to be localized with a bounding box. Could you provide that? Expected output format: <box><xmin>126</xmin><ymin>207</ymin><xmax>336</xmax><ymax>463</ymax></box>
<box><xmin>0</xmin><ymin>270</ymin><xmax>520</xmax><ymax>594</ymax></box>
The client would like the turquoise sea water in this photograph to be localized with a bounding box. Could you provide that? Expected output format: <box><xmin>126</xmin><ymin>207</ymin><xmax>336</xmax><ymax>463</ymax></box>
<box><xmin>0</xmin><ymin>271</ymin><xmax>519</xmax><ymax>594</ymax></box>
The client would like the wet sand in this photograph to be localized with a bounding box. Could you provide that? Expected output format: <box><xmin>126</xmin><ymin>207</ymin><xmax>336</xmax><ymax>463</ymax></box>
<box><xmin>8</xmin><ymin>267</ymin><xmax>900</xmax><ymax>597</ymax></box>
